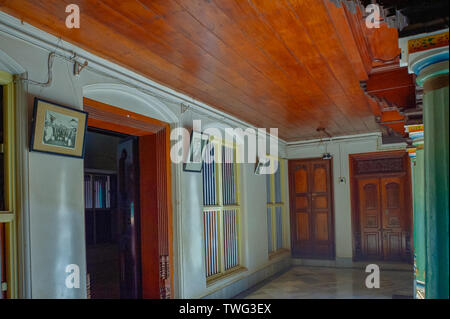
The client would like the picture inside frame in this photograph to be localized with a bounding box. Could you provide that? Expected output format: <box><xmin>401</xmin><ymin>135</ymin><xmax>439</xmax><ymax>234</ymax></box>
<box><xmin>255</xmin><ymin>156</ymin><xmax>271</xmax><ymax>175</ymax></box>
<box><xmin>42</xmin><ymin>109</ymin><xmax>79</xmax><ymax>149</ymax></box>
<box><xmin>183</xmin><ymin>130</ymin><xmax>208</xmax><ymax>172</ymax></box>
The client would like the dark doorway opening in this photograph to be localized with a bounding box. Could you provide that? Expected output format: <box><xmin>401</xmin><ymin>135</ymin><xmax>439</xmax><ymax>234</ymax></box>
<box><xmin>84</xmin><ymin>128</ymin><xmax>141</xmax><ymax>299</ymax></box>
<box><xmin>83</xmin><ymin>97</ymin><xmax>174</xmax><ymax>299</ymax></box>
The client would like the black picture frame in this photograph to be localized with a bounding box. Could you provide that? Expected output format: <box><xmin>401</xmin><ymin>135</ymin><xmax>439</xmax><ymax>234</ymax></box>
<box><xmin>183</xmin><ymin>130</ymin><xmax>209</xmax><ymax>172</ymax></box>
<box><xmin>30</xmin><ymin>98</ymin><xmax>88</xmax><ymax>159</ymax></box>
<box><xmin>255</xmin><ymin>156</ymin><xmax>271</xmax><ymax>175</ymax></box>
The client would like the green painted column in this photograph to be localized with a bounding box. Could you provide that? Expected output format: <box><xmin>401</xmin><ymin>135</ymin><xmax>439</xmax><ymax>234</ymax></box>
<box><xmin>417</xmin><ymin>61</ymin><xmax>449</xmax><ymax>299</ymax></box>
<box><xmin>412</xmin><ymin>147</ymin><xmax>426</xmax><ymax>298</ymax></box>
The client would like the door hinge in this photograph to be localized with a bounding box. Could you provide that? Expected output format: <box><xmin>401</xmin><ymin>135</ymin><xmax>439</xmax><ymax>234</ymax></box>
<box><xmin>1</xmin><ymin>282</ymin><xmax>7</xmax><ymax>292</ymax></box>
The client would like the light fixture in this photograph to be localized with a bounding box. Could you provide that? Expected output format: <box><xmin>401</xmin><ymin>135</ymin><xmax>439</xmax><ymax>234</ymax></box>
<box><xmin>317</xmin><ymin>127</ymin><xmax>333</xmax><ymax>160</ymax></box>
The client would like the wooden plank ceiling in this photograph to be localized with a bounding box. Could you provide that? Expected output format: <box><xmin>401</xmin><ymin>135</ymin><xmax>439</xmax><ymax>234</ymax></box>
<box><xmin>0</xmin><ymin>0</ymin><xmax>404</xmax><ymax>141</ymax></box>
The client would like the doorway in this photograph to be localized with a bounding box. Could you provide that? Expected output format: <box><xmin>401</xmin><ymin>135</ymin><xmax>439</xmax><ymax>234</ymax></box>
<box><xmin>288</xmin><ymin>158</ymin><xmax>335</xmax><ymax>259</ymax></box>
<box><xmin>82</xmin><ymin>97</ymin><xmax>174</xmax><ymax>299</ymax></box>
<box><xmin>349</xmin><ymin>151</ymin><xmax>413</xmax><ymax>262</ymax></box>
<box><xmin>84</xmin><ymin>129</ymin><xmax>141</xmax><ymax>299</ymax></box>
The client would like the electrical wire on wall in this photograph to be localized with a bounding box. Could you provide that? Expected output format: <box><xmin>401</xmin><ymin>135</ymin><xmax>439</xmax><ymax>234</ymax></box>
<box><xmin>338</xmin><ymin>143</ymin><xmax>344</xmax><ymax>181</ymax></box>
<box><xmin>19</xmin><ymin>51</ymin><xmax>55</xmax><ymax>88</ymax></box>
<box><xmin>317</xmin><ymin>127</ymin><xmax>332</xmax><ymax>160</ymax></box>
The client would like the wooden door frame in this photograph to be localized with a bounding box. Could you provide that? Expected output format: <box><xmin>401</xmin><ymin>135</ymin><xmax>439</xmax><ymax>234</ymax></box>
<box><xmin>288</xmin><ymin>157</ymin><xmax>336</xmax><ymax>259</ymax></box>
<box><xmin>349</xmin><ymin>150</ymin><xmax>413</xmax><ymax>262</ymax></box>
<box><xmin>83</xmin><ymin>97</ymin><xmax>174</xmax><ymax>298</ymax></box>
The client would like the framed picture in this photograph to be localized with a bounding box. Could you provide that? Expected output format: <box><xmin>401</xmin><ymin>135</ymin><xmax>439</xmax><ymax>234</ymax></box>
<box><xmin>183</xmin><ymin>130</ymin><xmax>209</xmax><ymax>172</ymax></box>
<box><xmin>30</xmin><ymin>98</ymin><xmax>88</xmax><ymax>158</ymax></box>
<box><xmin>255</xmin><ymin>156</ymin><xmax>271</xmax><ymax>175</ymax></box>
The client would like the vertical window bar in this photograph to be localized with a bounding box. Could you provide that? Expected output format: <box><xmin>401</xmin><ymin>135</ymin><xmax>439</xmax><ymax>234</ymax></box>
<box><xmin>212</xmin><ymin>212</ymin><xmax>215</xmax><ymax>276</ymax></box>
<box><xmin>212</xmin><ymin>147</ymin><xmax>216</xmax><ymax>205</ymax></box>
<box><xmin>276</xmin><ymin>206</ymin><xmax>283</xmax><ymax>250</ymax></box>
<box><xmin>267</xmin><ymin>207</ymin><xmax>273</xmax><ymax>253</ymax></box>
<box><xmin>215</xmin><ymin>211</ymin><xmax>218</xmax><ymax>275</ymax></box>
<box><xmin>223</xmin><ymin>209</ymin><xmax>238</xmax><ymax>271</ymax></box>
<box><xmin>275</xmin><ymin>160</ymin><xmax>282</xmax><ymax>203</ymax></box>
<box><xmin>222</xmin><ymin>146</ymin><xmax>237</xmax><ymax>206</ymax></box>
<box><xmin>202</xmin><ymin>161</ymin><xmax>207</xmax><ymax>205</ymax></box>
<box><xmin>233</xmin><ymin>211</ymin><xmax>236</xmax><ymax>268</ymax></box>
<box><xmin>266</xmin><ymin>173</ymin><xmax>272</xmax><ymax>204</ymax></box>
<box><xmin>232</xmin><ymin>147</ymin><xmax>235</xmax><ymax>204</ymax></box>
<box><xmin>204</xmin><ymin>211</ymin><xmax>221</xmax><ymax>277</ymax></box>
<box><xmin>205</xmin><ymin>212</ymin><xmax>209</xmax><ymax>276</ymax></box>
<box><xmin>222</xmin><ymin>146</ymin><xmax>226</xmax><ymax>205</ymax></box>
<box><xmin>202</xmin><ymin>145</ymin><xmax>217</xmax><ymax>206</ymax></box>
<box><xmin>225</xmin><ymin>210</ymin><xmax>229</xmax><ymax>270</ymax></box>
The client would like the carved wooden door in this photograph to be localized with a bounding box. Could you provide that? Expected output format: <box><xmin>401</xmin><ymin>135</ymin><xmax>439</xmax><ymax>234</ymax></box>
<box><xmin>381</xmin><ymin>177</ymin><xmax>406</xmax><ymax>260</ymax></box>
<box><xmin>358</xmin><ymin>178</ymin><xmax>382</xmax><ymax>259</ymax></box>
<box><xmin>358</xmin><ymin>176</ymin><xmax>408</xmax><ymax>260</ymax></box>
<box><xmin>289</xmin><ymin>159</ymin><xmax>334</xmax><ymax>259</ymax></box>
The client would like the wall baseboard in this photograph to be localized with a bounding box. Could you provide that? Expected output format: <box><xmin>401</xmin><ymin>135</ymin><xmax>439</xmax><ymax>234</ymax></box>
<box><xmin>292</xmin><ymin>257</ymin><xmax>412</xmax><ymax>271</ymax></box>
<box><xmin>202</xmin><ymin>258</ymin><xmax>291</xmax><ymax>299</ymax></box>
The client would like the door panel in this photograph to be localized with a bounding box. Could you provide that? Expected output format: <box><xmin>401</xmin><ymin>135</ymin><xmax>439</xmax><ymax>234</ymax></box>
<box><xmin>363</xmin><ymin>231</ymin><xmax>381</xmax><ymax>257</ymax></box>
<box><xmin>295</xmin><ymin>196</ymin><xmax>309</xmax><ymax>210</ymax></box>
<box><xmin>294</xmin><ymin>166</ymin><xmax>308</xmax><ymax>193</ymax></box>
<box><xmin>296</xmin><ymin>213</ymin><xmax>310</xmax><ymax>241</ymax></box>
<box><xmin>385</xmin><ymin>231</ymin><xmax>403</xmax><ymax>259</ymax></box>
<box><xmin>312</xmin><ymin>165</ymin><xmax>327</xmax><ymax>193</ymax></box>
<box><xmin>358</xmin><ymin>178</ymin><xmax>382</xmax><ymax>258</ymax></box>
<box><xmin>117</xmin><ymin>137</ymin><xmax>141</xmax><ymax>298</ymax></box>
<box><xmin>381</xmin><ymin>177</ymin><xmax>406</xmax><ymax>260</ymax></box>
<box><xmin>313</xmin><ymin>196</ymin><xmax>328</xmax><ymax>209</ymax></box>
<box><xmin>289</xmin><ymin>159</ymin><xmax>334</xmax><ymax>259</ymax></box>
<box><xmin>357</xmin><ymin>175</ymin><xmax>410</xmax><ymax>261</ymax></box>
<box><xmin>314</xmin><ymin>212</ymin><xmax>329</xmax><ymax>241</ymax></box>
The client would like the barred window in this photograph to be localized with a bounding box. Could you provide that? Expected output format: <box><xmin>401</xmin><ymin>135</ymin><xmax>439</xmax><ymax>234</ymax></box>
<box><xmin>202</xmin><ymin>141</ymin><xmax>241</xmax><ymax>281</ymax></box>
<box><xmin>266</xmin><ymin>159</ymin><xmax>285</xmax><ymax>255</ymax></box>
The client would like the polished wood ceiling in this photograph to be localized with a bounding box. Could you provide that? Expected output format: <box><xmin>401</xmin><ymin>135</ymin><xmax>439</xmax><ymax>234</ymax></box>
<box><xmin>0</xmin><ymin>0</ymin><xmax>402</xmax><ymax>140</ymax></box>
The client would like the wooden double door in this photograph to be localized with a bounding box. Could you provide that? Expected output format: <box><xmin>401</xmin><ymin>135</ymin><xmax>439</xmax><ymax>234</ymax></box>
<box><xmin>350</xmin><ymin>152</ymin><xmax>412</xmax><ymax>262</ymax></box>
<box><xmin>357</xmin><ymin>176</ymin><xmax>410</xmax><ymax>261</ymax></box>
<box><xmin>289</xmin><ymin>158</ymin><xmax>335</xmax><ymax>259</ymax></box>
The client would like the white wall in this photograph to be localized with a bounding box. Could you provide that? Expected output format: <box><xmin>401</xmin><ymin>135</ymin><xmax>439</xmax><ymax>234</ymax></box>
<box><xmin>1</xmin><ymin>11</ymin><xmax>291</xmax><ymax>299</ymax></box>
<box><xmin>286</xmin><ymin>135</ymin><xmax>406</xmax><ymax>260</ymax></box>
<box><xmin>174</xmin><ymin>112</ymin><xmax>290</xmax><ymax>298</ymax></box>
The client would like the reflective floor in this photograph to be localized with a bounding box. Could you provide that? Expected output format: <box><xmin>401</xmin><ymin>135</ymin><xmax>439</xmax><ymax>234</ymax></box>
<box><xmin>236</xmin><ymin>266</ymin><xmax>414</xmax><ymax>299</ymax></box>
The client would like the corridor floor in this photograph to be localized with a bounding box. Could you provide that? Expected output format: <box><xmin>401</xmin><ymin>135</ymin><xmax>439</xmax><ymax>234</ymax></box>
<box><xmin>235</xmin><ymin>266</ymin><xmax>414</xmax><ymax>299</ymax></box>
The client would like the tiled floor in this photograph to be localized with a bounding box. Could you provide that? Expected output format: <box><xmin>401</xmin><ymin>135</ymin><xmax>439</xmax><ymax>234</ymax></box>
<box><xmin>235</xmin><ymin>266</ymin><xmax>414</xmax><ymax>299</ymax></box>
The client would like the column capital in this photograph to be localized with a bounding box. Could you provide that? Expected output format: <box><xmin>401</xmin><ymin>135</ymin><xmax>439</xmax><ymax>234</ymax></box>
<box><xmin>416</xmin><ymin>60</ymin><xmax>449</xmax><ymax>88</ymax></box>
<box><xmin>400</xmin><ymin>30</ymin><xmax>449</xmax><ymax>86</ymax></box>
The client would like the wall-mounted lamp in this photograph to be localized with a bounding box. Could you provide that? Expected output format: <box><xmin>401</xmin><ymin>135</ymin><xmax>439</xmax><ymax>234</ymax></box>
<box><xmin>317</xmin><ymin>127</ymin><xmax>333</xmax><ymax>160</ymax></box>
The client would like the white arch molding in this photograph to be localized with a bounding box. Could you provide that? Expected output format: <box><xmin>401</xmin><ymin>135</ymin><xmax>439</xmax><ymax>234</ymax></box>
<box><xmin>0</xmin><ymin>48</ymin><xmax>26</xmax><ymax>74</ymax></box>
<box><xmin>82</xmin><ymin>83</ymin><xmax>179</xmax><ymax>124</ymax></box>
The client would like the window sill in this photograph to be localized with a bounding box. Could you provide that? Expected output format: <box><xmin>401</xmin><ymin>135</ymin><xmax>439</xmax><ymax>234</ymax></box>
<box><xmin>269</xmin><ymin>248</ymin><xmax>290</xmax><ymax>261</ymax></box>
<box><xmin>206</xmin><ymin>266</ymin><xmax>248</xmax><ymax>287</ymax></box>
